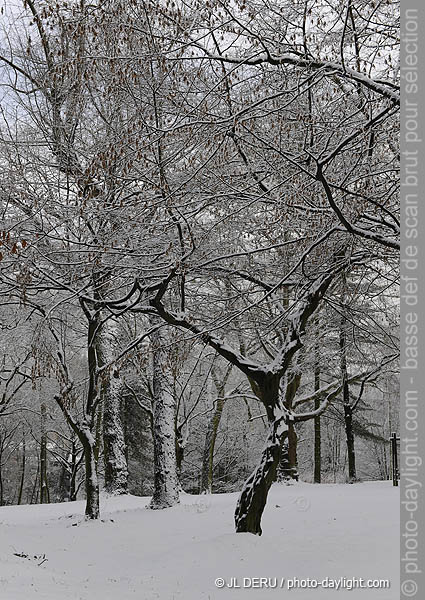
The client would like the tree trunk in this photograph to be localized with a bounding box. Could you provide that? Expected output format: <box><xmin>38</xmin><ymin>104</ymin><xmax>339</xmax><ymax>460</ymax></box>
<box><xmin>30</xmin><ymin>463</ymin><xmax>39</xmax><ymax>504</ymax></box>
<box><xmin>70</xmin><ymin>439</ymin><xmax>78</xmax><ymax>501</ymax></box>
<box><xmin>99</xmin><ymin>318</ymin><xmax>128</xmax><ymax>495</ymax></box>
<box><xmin>58</xmin><ymin>465</ymin><xmax>68</xmax><ymax>501</ymax></box>
<box><xmin>175</xmin><ymin>426</ymin><xmax>184</xmax><ymax>486</ymax></box>
<box><xmin>148</xmin><ymin>324</ymin><xmax>179</xmax><ymax>509</ymax></box>
<box><xmin>235</xmin><ymin>374</ymin><xmax>287</xmax><ymax>535</ymax></box>
<box><xmin>17</xmin><ymin>430</ymin><xmax>26</xmax><ymax>505</ymax></box>
<box><xmin>201</xmin><ymin>396</ymin><xmax>226</xmax><ymax>493</ymax></box>
<box><xmin>344</xmin><ymin>403</ymin><xmax>356</xmax><ymax>481</ymax></box>
<box><xmin>103</xmin><ymin>382</ymin><xmax>128</xmax><ymax>494</ymax></box>
<box><xmin>81</xmin><ymin>429</ymin><xmax>100</xmax><ymax>519</ymax></box>
<box><xmin>277</xmin><ymin>367</ymin><xmax>300</xmax><ymax>483</ymax></box>
<box><xmin>94</xmin><ymin>403</ymin><xmax>103</xmax><ymax>467</ymax></box>
<box><xmin>313</xmin><ymin>351</ymin><xmax>321</xmax><ymax>483</ymax></box>
<box><xmin>235</xmin><ymin>412</ymin><xmax>288</xmax><ymax>535</ymax></box>
<box><xmin>200</xmin><ymin>363</ymin><xmax>233</xmax><ymax>493</ymax></box>
<box><xmin>277</xmin><ymin>423</ymin><xmax>298</xmax><ymax>482</ymax></box>
<box><xmin>339</xmin><ymin>307</ymin><xmax>356</xmax><ymax>481</ymax></box>
<box><xmin>0</xmin><ymin>445</ymin><xmax>3</xmax><ymax>506</ymax></box>
<box><xmin>52</xmin><ymin>310</ymin><xmax>102</xmax><ymax>518</ymax></box>
<box><xmin>288</xmin><ymin>422</ymin><xmax>298</xmax><ymax>480</ymax></box>
<box><xmin>40</xmin><ymin>403</ymin><xmax>49</xmax><ymax>504</ymax></box>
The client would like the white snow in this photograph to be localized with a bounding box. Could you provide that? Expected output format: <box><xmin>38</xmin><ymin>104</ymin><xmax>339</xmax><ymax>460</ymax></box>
<box><xmin>0</xmin><ymin>481</ymin><xmax>399</xmax><ymax>599</ymax></box>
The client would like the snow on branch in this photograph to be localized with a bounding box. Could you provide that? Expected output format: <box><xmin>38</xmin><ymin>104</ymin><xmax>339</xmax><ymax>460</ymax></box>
<box><xmin>195</xmin><ymin>48</ymin><xmax>400</xmax><ymax>105</ymax></box>
<box><xmin>150</xmin><ymin>294</ymin><xmax>265</xmax><ymax>382</ymax></box>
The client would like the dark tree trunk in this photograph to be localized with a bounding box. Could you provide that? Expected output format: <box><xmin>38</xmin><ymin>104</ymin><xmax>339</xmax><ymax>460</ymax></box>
<box><xmin>288</xmin><ymin>423</ymin><xmax>298</xmax><ymax>480</ymax></box>
<box><xmin>175</xmin><ymin>427</ymin><xmax>184</xmax><ymax>485</ymax></box>
<box><xmin>30</xmin><ymin>463</ymin><xmax>39</xmax><ymax>504</ymax></box>
<box><xmin>78</xmin><ymin>312</ymin><xmax>101</xmax><ymax>518</ymax></box>
<box><xmin>277</xmin><ymin>366</ymin><xmax>301</xmax><ymax>483</ymax></box>
<box><xmin>235</xmin><ymin>376</ymin><xmax>287</xmax><ymax>535</ymax></box>
<box><xmin>344</xmin><ymin>403</ymin><xmax>356</xmax><ymax>481</ymax></box>
<box><xmin>58</xmin><ymin>465</ymin><xmax>68</xmax><ymax>501</ymax></box>
<box><xmin>277</xmin><ymin>437</ymin><xmax>290</xmax><ymax>482</ymax></box>
<box><xmin>277</xmin><ymin>423</ymin><xmax>298</xmax><ymax>482</ymax></box>
<box><xmin>313</xmin><ymin>351</ymin><xmax>321</xmax><ymax>483</ymax></box>
<box><xmin>58</xmin><ymin>437</ymin><xmax>79</xmax><ymax>502</ymax></box>
<box><xmin>339</xmin><ymin>306</ymin><xmax>356</xmax><ymax>482</ymax></box>
<box><xmin>17</xmin><ymin>430</ymin><xmax>26</xmax><ymax>505</ymax></box>
<box><xmin>94</xmin><ymin>403</ymin><xmax>103</xmax><ymax>467</ymax></box>
<box><xmin>70</xmin><ymin>439</ymin><xmax>78</xmax><ymax>501</ymax></box>
<box><xmin>201</xmin><ymin>396</ymin><xmax>226</xmax><ymax>493</ymax></box>
<box><xmin>81</xmin><ymin>430</ymin><xmax>100</xmax><ymax>519</ymax></box>
<box><xmin>0</xmin><ymin>447</ymin><xmax>3</xmax><ymax>506</ymax></box>
<box><xmin>235</xmin><ymin>415</ymin><xmax>288</xmax><ymax>535</ymax></box>
<box><xmin>200</xmin><ymin>364</ymin><xmax>233</xmax><ymax>493</ymax></box>
<box><xmin>40</xmin><ymin>403</ymin><xmax>49</xmax><ymax>504</ymax></box>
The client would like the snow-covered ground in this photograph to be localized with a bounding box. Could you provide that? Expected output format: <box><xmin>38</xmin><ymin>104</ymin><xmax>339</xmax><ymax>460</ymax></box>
<box><xmin>0</xmin><ymin>481</ymin><xmax>399</xmax><ymax>599</ymax></box>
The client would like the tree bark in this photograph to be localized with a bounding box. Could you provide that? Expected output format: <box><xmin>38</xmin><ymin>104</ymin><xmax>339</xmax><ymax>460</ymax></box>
<box><xmin>17</xmin><ymin>430</ymin><xmax>26</xmax><ymax>505</ymax></box>
<box><xmin>200</xmin><ymin>363</ymin><xmax>233</xmax><ymax>493</ymax></box>
<box><xmin>40</xmin><ymin>403</ymin><xmax>49</xmax><ymax>504</ymax></box>
<box><xmin>344</xmin><ymin>403</ymin><xmax>356</xmax><ymax>481</ymax></box>
<box><xmin>235</xmin><ymin>411</ymin><xmax>288</xmax><ymax>535</ymax></box>
<box><xmin>73</xmin><ymin>310</ymin><xmax>102</xmax><ymax>519</ymax></box>
<box><xmin>288</xmin><ymin>422</ymin><xmax>298</xmax><ymax>480</ymax></box>
<box><xmin>103</xmin><ymin>377</ymin><xmax>128</xmax><ymax>494</ymax></box>
<box><xmin>98</xmin><ymin>318</ymin><xmax>129</xmax><ymax>495</ymax></box>
<box><xmin>201</xmin><ymin>395</ymin><xmax>226</xmax><ymax>493</ymax></box>
<box><xmin>340</xmin><ymin>307</ymin><xmax>356</xmax><ymax>481</ymax></box>
<box><xmin>277</xmin><ymin>423</ymin><xmax>298</xmax><ymax>482</ymax></box>
<box><xmin>81</xmin><ymin>428</ymin><xmax>100</xmax><ymax>519</ymax></box>
<box><xmin>148</xmin><ymin>324</ymin><xmax>179</xmax><ymax>509</ymax></box>
<box><xmin>0</xmin><ymin>445</ymin><xmax>3</xmax><ymax>506</ymax></box>
<box><xmin>314</xmin><ymin>347</ymin><xmax>321</xmax><ymax>483</ymax></box>
<box><xmin>30</xmin><ymin>463</ymin><xmax>39</xmax><ymax>504</ymax></box>
<box><xmin>235</xmin><ymin>376</ymin><xmax>287</xmax><ymax>535</ymax></box>
<box><xmin>277</xmin><ymin>367</ymin><xmax>300</xmax><ymax>483</ymax></box>
<box><xmin>69</xmin><ymin>439</ymin><xmax>78</xmax><ymax>501</ymax></box>
<box><xmin>175</xmin><ymin>425</ymin><xmax>184</xmax><ymax>486</ymax></box>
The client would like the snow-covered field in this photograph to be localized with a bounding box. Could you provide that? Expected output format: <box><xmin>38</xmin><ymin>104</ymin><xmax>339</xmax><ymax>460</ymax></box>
<box><xmin>0</xmin><ymin>481</ymin><xmax>399</xmax><ymax>600</ymax></box>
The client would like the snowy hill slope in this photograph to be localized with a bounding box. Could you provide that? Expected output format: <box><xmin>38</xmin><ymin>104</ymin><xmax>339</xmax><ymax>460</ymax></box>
<box><xmin>0</xmin><ymin>481</ymin><xmax>399</xmax><ymax>599</ymax></box>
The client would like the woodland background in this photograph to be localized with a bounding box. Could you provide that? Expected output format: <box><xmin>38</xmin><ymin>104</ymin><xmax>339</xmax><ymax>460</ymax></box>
<box><xmin>0</xmin><ymin>0</ymin><xmax>399</xmax><ymax>535</ymax></box>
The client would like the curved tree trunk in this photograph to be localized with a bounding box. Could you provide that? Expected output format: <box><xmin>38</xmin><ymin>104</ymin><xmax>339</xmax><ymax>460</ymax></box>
<box><xmin>151</xmin><ymin>261</ymin><xmax>339</xmax><ymax>534</ymax></box>
<box><xmin>149</xmin><ymin>324</ymin><xmax>179</xmax><ymax>509</ymax></box>
<box><xmin>235</xmin><ymin>414</ymin><xmax>288</xmax><ymax>535</ymax></box>
<box><xmin>235</xmin><ymin>374</ymin><xmax>287</xmax><ymax>535</ymax></box>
